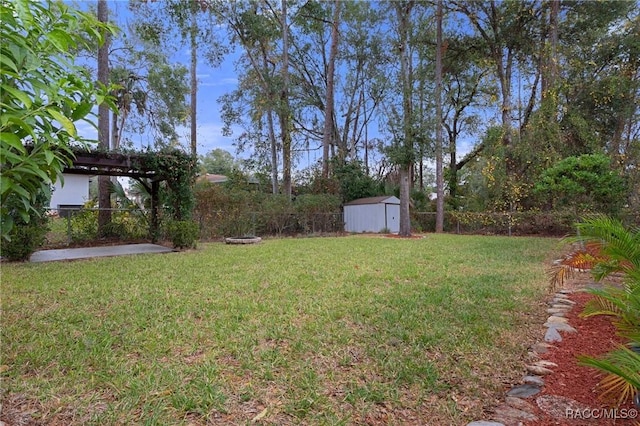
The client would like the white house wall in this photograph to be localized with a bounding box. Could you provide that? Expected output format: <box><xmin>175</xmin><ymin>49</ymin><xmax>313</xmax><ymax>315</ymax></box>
<box><xmin>49</xmin><ymin>174</ymin><xmax>91</xmax><ymax>210</ymax></box>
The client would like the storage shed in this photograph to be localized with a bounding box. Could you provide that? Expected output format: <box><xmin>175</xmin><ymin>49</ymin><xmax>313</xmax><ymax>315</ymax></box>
<box><xmin>344</xmin><ymin>196</ymin><xmax>400</xmax><ymax>233</ymax></box>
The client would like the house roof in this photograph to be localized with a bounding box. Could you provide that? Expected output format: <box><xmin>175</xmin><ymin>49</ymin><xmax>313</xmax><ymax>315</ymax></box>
<box><xmin>344</xmin><ymin>196</ymin><xmax>400</xmax><ymax>206</ymax></box>
<box><xmin>200</xmin><ymin>173</ymin><xmax>228</xmax><ymax>184</ymax></box>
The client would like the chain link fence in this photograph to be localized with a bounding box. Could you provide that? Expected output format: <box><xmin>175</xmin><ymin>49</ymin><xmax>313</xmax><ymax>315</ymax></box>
<box><xmin>43</xmin><ymin>206</ymin><xmax>640</xmax><ymax>247</ymax></box>
<box><xmin>195</xmin><ymin>211</ymin><xmax>344</xmax><ymax>240</ymax></box>
<box><xmin>413</xmin><ymin>211</ymin><xmax>640</xmax><ymax>236</ymax></box>
<box><xmin>44</xmin><ymin>207</ymin><xmax>344</xmax><ymax>247</ymax></box>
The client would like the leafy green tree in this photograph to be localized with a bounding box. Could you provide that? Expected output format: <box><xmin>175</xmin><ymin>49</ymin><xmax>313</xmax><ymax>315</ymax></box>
<box><xmin>534</xmin><ymin>153</ymin><xmax>627</xmax><ymax>214</ymax></box>
<box><xmin>0</xmin><ymin>0</ymin><xmax>114</xmax><ymax>240</ymax></box>
<box><xmin>199</xmin><ymin>148</ymin><xmax>240</xmax><ymax>176</ymax></box>
<box><xmin>452</xmin><ymin>0</ymin><xmax>539</xmax><ymax>149</ymax></box>
<box><xmin>333</xmin><ymin>160</ymin><xmax>379</xmax><ymax>203</ymax></box>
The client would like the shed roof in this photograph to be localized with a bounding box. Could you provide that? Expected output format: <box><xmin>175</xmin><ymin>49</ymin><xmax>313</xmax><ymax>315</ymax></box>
<box><xmin>344</xmin><ymin>196</ymin><xmax>400</xmax><ymax>206</ymax></box>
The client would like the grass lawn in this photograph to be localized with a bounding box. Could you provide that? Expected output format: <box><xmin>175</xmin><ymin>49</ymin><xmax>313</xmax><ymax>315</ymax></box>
<box><xmin>1</xmin><ymin>234</ymin><xmax>558</xmax><ymax>425</ymax></box>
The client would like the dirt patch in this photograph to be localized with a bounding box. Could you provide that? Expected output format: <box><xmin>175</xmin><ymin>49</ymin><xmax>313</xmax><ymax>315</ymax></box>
<box><xmin>383</xmin><ymin>233</ymin><xmax>426</xmax><ymax>239</ymax></box>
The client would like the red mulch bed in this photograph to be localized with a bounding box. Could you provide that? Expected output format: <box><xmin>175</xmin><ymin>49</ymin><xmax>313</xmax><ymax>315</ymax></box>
<box><xmin>525</xmin><ymin>291</ymin><xmax>638</xmax><ymax>425</ymax></box>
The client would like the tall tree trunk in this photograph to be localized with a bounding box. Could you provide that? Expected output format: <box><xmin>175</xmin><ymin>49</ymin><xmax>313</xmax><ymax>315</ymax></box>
<box><xmin>435</xmin><ymin>0</ymin><xmax>444</xmax><ymax>233</ymax></box>
<box><xmin>498</xmin><ymin>51</ymin><xmax>513</xmax><ymax>147</ymax></box>
<box><xmin>258</xmin><ymin>47</ymin><xmax>279</xmax><ymax>194</ymax></box>
<box><xmin>322</xmin><ymin>0</ymin><xmax>340</xmax><ymax>178</ymax></box>
<box><xmin>267</xmin><ymin>108</ymin><xmax>279</xmax><ymax>194</ymax></box>
<box><xmin>111</xmin><ymin>110</ymin><xmax>118</xmax><ymax>149</ymax></box>
<box><xmin>190</xmin><ymin>2</ymin><xmax>197</xmax><ymax>156</ymax></box>
<box><xmin>549</xmin><ymin>0</ymin><xmax>559</xmax><ymax>95</ymax></box>
<box><xmin>280</xmin><ymin>0</ymin><xmax>292</xmax><ymax>198</ymax></box>
<box><xmin>97</xmin><ymin>0</ymin><xmax>111</xmax><ymax>235</ymax></box>
<box><xmin>396</xmin><ymin>1</ymin><xmax>413</xmax><ymax>237</ymax></box>
<box><xmin>399</xmin><ymin>167</ymin><xmax>411</xmax><ymax>236</ymax></box>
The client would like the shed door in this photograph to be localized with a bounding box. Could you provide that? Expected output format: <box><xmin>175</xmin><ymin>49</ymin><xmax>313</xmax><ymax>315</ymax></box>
<box><xmin>385</xmin><ymin>204</ymin><xmax>400</xmax><ymax>233</ymax></box>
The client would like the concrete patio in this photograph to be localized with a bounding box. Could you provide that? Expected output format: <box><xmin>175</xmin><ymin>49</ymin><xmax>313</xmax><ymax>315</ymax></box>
<box><xmin>30</xmin><ymin>243</ymin><xmax>174</xmax><ymax>263</ymax></box>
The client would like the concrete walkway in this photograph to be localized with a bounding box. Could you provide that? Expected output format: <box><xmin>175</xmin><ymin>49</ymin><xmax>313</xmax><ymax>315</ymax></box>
<box><xmin>30</xmin><ymin>244</ymin><xmax>174</xmax><ymax>263</ymax></box>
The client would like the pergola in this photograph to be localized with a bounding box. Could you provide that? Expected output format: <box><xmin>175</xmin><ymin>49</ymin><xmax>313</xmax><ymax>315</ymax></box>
<box><xmin>63</xmin><ymin>150</ymin><xmax>165</xmax><ymax>240</ymax></box>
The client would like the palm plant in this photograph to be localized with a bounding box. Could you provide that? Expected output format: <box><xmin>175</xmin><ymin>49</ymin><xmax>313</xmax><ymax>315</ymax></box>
<box><xmin>562</xmin><ymin>215</ymin><xmax>640</xmax><ymax>407</ymax></box>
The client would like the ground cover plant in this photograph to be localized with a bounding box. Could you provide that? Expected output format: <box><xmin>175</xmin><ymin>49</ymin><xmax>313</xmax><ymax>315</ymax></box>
<box><xmin>1</xmin><ymin>235</ymin><xmax>556</xmax><ymax>425</ymax></box>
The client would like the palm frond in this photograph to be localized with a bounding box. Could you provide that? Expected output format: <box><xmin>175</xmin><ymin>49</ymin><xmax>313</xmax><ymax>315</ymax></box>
<box><xmin>581</xmin><ymin>294</ymin><xmax>625</xmax><ymax>319</ymax></box>
<box><xmin>549</xmin><ymin>264</ymin><xmax>577</xmax><ymax>291</ymax></box>
<box><xmin>548</xmin><ymin>251</ymin><xmax>602</xmax><ymax>290</ymax></box>
<box><xmin>568</xmin><ymin>215</ymin><xmax>640</xmax><ymax>278</ymax></box>
<box><xmin>579</xmin><ymin>346</ymin><xmax>640</xmax><ymax>407</ymax></box>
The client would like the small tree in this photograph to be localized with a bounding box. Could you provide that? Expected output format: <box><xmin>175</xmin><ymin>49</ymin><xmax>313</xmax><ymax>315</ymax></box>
<box><xmin>333</xmin><ymin>160</ymin><xmax>380</xmax><ymax>203</ymax></box>
<box><xmin>534</xmin><ymin>153</ymin><xmax>626</xmax><ymax>215</ymax></box>
<box><xmin>199</xmin><ymin>148</ymin><xmax>240</xmax><ymax>176</ymax></box>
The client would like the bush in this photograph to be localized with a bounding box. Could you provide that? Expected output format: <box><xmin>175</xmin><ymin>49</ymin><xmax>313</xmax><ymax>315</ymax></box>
<box><xmin>1</xmin><ymin>221</ymin><xmax>48</xmax><ymax>261</ymax></box>
<box><xmin>1</xmin><ymin>190</ymin><xmax>49</xmax><ymax>261</ymax></box>
<box><xmin>69</xmin><ymin>201</ymin><xmax>149</xmax><ymax>242</ymax></box>
<box><xmin>166</xmin><ymin>220</ymin><xmax>199</xmax><ymax>249</ymax></box>
<box><xmin>294</xmin><ymin>194</ymin><xmax>342</xmax><ymax>234</ymax></box>
<box><xmin>260</xmin><ymin>195</ymin><xmax>295</xmax><ymax>235</ymax></box>
<box><xmin>193</xmin><ymin>183</ymin><xmax>261</xmax><ymax>238</ymax></box>
<box><xmin>70</xmin><ymin>207</ymin><xmax>98</xmax><ymax>241</ymax></box>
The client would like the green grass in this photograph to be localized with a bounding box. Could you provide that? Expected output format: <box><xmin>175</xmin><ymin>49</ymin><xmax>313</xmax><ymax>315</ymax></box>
<box><xmin>1</xmin><ymin>234</ymin><xmax>558</xmax><ymax>425</ymax></box>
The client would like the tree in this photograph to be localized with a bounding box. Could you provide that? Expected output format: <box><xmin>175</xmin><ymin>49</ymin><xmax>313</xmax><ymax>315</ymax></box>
<box><xmin>216</xmin><ymin>0</ymin><xmax>282</xmax><ymax>194</ymax></box>
<box><xmin>534</xmin><ymin>154</ymin><xmax>627</xmax><ymax>215</ymax></box>
<box><xmin>279</xmin><ymin>0</ymin><xmax>293</xmax><ymax>198</ymax></box>
<box><xmin>129</xmin><ymin>0</ymin><xmax>226</xmax><ymax>153</ymax></box>
<box><xmin>321</xmin><ymin>0</ymin><xmax>340</xmax><ymax>178</ymax></box>
<box><xmin>434</xmin><ymin>0</ymin><xmax>444</xmax><ymax>232</ymax></box>
<box><xmin>0</xmin><ymin>0</ymin><xmax>113</xmax><ymax>240</ymax></box>
<box><xmin>189</xmin><ymin>0</ymin><xmax>198</xmax><ymax>156</ymax></box>
<box><xmin>394</xmin><ymin>0</ymin><xmax>415</xmax><ymax>237</ymax></box>
<box><xmin>199</xmin><ymin>148</ymin><xmax>239</xmax><ymax>176</ymax></box>
<box><xmin>97</xmin><ymin>0</ymin><xmax>112</xmax><ymax>234</ymax></box>
<box><xmin>452</xmin><ymin>1</ymin><xmax>538</xmax><ymax>149</ymax></box>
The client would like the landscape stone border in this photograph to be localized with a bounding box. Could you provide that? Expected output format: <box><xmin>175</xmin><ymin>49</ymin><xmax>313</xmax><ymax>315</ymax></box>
<box><xmin>467</xmin><ymin>288</ymin><xmax>578</xmax><ymax>426</ymax></box>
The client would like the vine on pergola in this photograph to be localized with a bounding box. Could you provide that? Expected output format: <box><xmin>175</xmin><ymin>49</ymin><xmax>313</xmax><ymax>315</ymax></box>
<box><xmin>65</xmin><ymin>147</ymin><xmax>198</xmax><ymax>232</ymax></box>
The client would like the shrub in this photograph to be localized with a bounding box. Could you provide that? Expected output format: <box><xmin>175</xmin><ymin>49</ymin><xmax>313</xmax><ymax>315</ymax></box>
<box><xmin>534</xmin><ymin>154</ymin><xmax>627</xmax><ymax>215</ymax></box>
<box><xmin>294</xmin><ymin>194</ymin><xmax>342</xmax><ymax>233</ymax></box>
<box><xmin>1</xmin><ymin>221</ymin><xmax>48</xmax><ymax>261</ymax></box>
<box><xmin>260</xmin><ymin>195</ymin><xmax>295</xmax><ymax>235</ymax></box>
<box><xmin>70</xmin><ymin>207</ymin><xmax>99</xmax><ymax>241</ymax></box>
<box><xmin>0</xmin><ymin>190</ymin><xmax>49</xmax><ymax>261</ymax></box>
<box><xmin>166</xmin><ymin>220</ymin><xmax>199</xmax><ymax>249</ymax></box>
<box><xmin>193</xmin><ymin>183</ymin><xmax>260</xmax><ymax>238</ymax></box>
<box><xmin>69</xmin><ymin>201</ymin><xmax>149</xmax><ymax>242</ymax></box>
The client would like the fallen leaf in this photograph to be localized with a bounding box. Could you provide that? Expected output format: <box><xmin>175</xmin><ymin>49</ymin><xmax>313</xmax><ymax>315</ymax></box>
<box><xmin>252</xmin><ymin>407</ymin><xmax>268</xmax><ymax>422</ymax></box>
